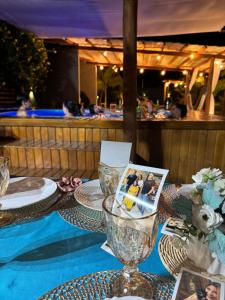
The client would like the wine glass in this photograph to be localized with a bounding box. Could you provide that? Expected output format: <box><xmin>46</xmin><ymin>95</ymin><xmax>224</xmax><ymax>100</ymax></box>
<box><xmin>0</xmin><ymin>157</ymin><xmax>10</xmax><ymax>197</ymax></box>
<box><xmin>98</xmin><ymin>162</ymin><xmax>126</xmax><ymax>197</ymax></box>
<box><xmin>102</xmin><ymin>194</ymin><xmax>159</xmax><ymax>299</ymax></box>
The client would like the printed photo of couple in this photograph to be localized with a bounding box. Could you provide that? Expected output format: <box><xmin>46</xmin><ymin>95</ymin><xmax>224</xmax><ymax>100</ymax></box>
<box><xmin>172</xmin><ymin>269</ymin><xmax>224</xmax><ymax>300</ymax></box>
<box><xmin>114</xmin><ymin>164</ymin><xmax>168</xmax><ymax>217</ymax></box>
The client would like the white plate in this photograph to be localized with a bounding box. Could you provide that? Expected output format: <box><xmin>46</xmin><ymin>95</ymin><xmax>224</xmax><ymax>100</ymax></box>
<box><xmin>74</xmin><ymin>179</ymin><xmax>104</xmax><ymax>211</ymax></box>
<box><xmin>0</xmin><ymin>177</ymin><xmax>57</xmax><ymax>210</ymax></box>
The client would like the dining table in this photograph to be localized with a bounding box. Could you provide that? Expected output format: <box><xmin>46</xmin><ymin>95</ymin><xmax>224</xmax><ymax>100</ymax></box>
<box><xmin>0</xmin><ymin>178</ymin><xmax>174</xmax><ymax>300</ymax></box>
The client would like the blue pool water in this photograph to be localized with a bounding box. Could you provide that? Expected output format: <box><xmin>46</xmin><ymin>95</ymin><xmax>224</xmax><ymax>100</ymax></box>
<box><xmin>0</xmin><ymin>109</ymin><xmax>66</xmax><ymax>118</ymax></box>
<box><xmin>0</xmin><ymin>109</ymin><xmax>122</xmax><ymax>119</ymax></box>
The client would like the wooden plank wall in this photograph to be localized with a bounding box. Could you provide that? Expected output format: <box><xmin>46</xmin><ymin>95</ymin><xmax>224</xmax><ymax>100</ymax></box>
<box><xmin>1</xmin><ymin>120</ymin><xmax>225</xmax><ymax>183</ymax></box>
<box><xmin>0</xmin><ymin>124</ymin><xmax>125</xmax><ymax>173</ymax></box>
<box><xmin>161</xmin><ymin>129</ymin><xmax>225</xmax><ymax>183</ymax></box>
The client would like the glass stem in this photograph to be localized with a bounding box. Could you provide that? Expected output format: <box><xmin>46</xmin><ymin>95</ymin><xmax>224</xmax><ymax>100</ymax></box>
<box><xmin>123</xmin><ymin>265</ymin><xmax>139</xmax><ymax>281</ymax></box>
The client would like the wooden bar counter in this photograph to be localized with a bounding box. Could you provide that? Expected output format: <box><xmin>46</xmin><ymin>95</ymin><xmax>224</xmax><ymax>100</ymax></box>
<box><xmin>0</xmin><ymin>111</ymin><xmax>225</xmax><ymax>183</ymax></box>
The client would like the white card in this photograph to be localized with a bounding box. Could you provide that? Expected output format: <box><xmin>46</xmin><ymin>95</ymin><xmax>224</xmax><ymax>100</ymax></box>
<box><xmin>100</xmin><ymin>241</ymin><xmax>115</xmax><ymax>256</ymax></box>
<box><xmin>100</xmin><ymin>140</ymin><xmax>132</xmax><ymax>167</ymax></box>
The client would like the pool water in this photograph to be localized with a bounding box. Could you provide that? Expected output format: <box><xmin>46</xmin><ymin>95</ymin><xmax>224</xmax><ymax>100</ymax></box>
<box><xmin>0</xmin><ymin>109</ymin><xmax>122</xmax><ymax>119</ymax></box>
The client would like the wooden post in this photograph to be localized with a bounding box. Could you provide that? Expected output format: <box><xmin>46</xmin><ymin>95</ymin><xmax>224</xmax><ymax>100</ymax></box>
<box><xmin>184</xmin><ymin>72</ymin><xmax>191</xmax><ymax>106</ymax></box>
<box><xmin>205</xmin><ymin>58</ymin><xmax>215</xmax><ymax>114</ymax></box>
<box><xmin>123</xmin><ymin>0</ymin><xmax>138</xmax><ymax>162</ymax></box>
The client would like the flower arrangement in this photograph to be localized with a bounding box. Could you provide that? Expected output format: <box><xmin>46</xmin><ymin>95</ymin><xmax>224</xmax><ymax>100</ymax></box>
<box><xmin>172</xmin><ymin>168</ymin><xmax>225</xmax><ymax>270</ymax></box>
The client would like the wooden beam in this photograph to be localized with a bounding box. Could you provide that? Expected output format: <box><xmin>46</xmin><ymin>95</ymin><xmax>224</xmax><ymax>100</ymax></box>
<box><xmin>77</xmin><ymin>45</ymin><xmax>225</xmax><ymax>59</ymax></box>
<box><xmin>205</xmin><ymin>58</ymin><xmax>215</xmax><ymax>114</ymax></box>
<box><xmin>123</xmin><ymin>0</ymin><xmax>137</xmax><ymax>161</ymax></box>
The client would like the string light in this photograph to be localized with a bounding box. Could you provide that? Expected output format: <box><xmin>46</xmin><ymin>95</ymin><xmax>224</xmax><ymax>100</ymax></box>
<box><xmin>156</xmin><ymin>55</ymin><xmax>161</xmax><ymax>61</ymax></box>
<box><xmin>190</xmin><ymin>53</ymin><xmax>195</xmax><ymax>59</ymax></box>
<box><xmin>103</xmin><ymin>51</ymin><xmax>107</xmax><ymax>57</ymax></box>
<box><xmin>139</xmin><ymin>68</ymin><xmax>144</xmax><ymax>74</ymax></box>
<box><xmin>182</xmin><ymin>70</ymin><xmax>188</xmax><ymax>75</ymax></box>
<box><xmin>161</xmin><ymin>70</ymin><xmax>166</xmax><ymax>76</ymax></box>
<box><xmin>120</xmin><ymin>66</ymin><xmax>123</xmax><ymax>71</ymax></box>
<box><xmin>199</xmin><ymin>72</ymin><xmax>203</xmax><ymax>77</ymax></box>
<box><xmin>174</xmin><ymin>83</ymin><xmax>178</xmax><ymax>88</ymax></box>
<box><xmin>114</xmin><ymin>67</ymin><xmax>118</xmax><ymax>73</ymax></box>
<box><xmin>99</xmin><ymin>65</ymin><xmax>104</xmax><ymax>70</ymax></box>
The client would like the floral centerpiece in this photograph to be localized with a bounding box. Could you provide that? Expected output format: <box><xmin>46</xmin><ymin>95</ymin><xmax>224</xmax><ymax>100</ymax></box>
<box><xmin>172</xmin><ymin>168</ymin><xmax>225</xmax><ymax>275</ymax></box>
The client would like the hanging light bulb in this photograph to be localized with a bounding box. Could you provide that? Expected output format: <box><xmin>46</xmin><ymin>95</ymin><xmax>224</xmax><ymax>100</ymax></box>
<box><xmin>156</xmin><ymin>55</ymin><xmax>161</xmax><ymax>61</ymax></box>
<box><xmin>100</xmin><ymin>65</ymin><xmax>104</xmax><ymax>70</ymax></box>
<box><xmin>189</xmin><ymin>53</ymin><xmax>195</xmax><ymax>59</ymax></box>
<box><xmin>139</xmin><ymin>68</ymin><xmax>144</xmax><ymax>74</ymax></box>
<box><xmin>161</xmin><ymin>70</ymin><xmax>166</xmax><ymax>76</ymax></box>
<box><xmin>182</xmin><ymin>70</ymin><xmax>188</xmax><ymax>75</ymax></box>
<box><xmin>103</xmin><ymin>51</ymin><xmax>107</xmax><ymax>57</ymax></box>
<box><xmin>174</xmin><ymin>83</ymin><xmax>178</xmax><ymax>88</ymax></box>
<box><xmin>120</xmin><ymin>66</ymin><xmax>123</xmax><ymax>71</ymax></box>
<box><xmin>199</xmin><ymin>72</ymin><xmax>203</xmax><ymax>77</ymax></box>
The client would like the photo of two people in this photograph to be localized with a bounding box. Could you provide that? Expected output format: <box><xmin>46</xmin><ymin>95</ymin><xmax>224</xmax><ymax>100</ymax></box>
<box><xmin>114</xmin><ymin>164</ymin><xmax>168</xmax><ymax>217</ymax></box>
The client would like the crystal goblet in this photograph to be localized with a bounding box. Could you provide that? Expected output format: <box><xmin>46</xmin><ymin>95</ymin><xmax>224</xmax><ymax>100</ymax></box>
<box><xmin>98</xmin><ymin>162</ymin><xmax>126</xmax><ymax>197</ymax></box>
<box><xmin>0</xmin><ymin>157</ymin><xmax>10</xmax><ymax>197</ymax></box>
<box><xmin>102</xmin><ymin>194</ymin><xmax>159</xmax><ymax>299</ymax></box>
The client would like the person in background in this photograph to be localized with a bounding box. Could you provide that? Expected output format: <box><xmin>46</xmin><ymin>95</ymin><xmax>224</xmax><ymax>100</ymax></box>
<box><xmin>16</xmin><ymin>96</ymin><xmax>31</xmax><ymax>117</ymax></box>
<box><xmin>138</xmin><ymin>173</ymin><xmax>156</xmax><ymax>214</ymax></box>
<box><xmin>63</xmin><ymin>100</ymin><xmax>81</xmax><ymax>117</ymax></box>
<box><xmin>154</xmin><ymin>103</ymin><xmax>187</xmax><ymax>119</ymax></box>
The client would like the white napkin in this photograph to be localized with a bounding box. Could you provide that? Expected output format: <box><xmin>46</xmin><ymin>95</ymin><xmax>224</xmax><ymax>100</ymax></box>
<box><xmin>105</xmin><ymin>297</ymin><xmax>147</xmax><ymax>300</ymax></box>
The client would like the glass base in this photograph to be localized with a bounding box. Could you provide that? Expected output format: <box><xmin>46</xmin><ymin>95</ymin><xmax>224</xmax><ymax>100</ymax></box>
<box><xmin>110</xmin><ymin>271</ymin><xmax>154</xmax><ymax>299</ymax></box>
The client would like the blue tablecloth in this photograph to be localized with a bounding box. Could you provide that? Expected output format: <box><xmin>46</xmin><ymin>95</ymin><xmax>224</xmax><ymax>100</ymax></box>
<box><xmin>0</xmin><ymin>212</ymin><xmax>170</xmax><ymax>300</ymax></box>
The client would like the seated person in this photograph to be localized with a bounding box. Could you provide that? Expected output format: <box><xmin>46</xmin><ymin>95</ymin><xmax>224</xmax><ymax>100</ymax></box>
<box><xmin>155</xmin><ymin>103</ymin><xmax>187</xmax><ymax>119</ymax></box>
<box><xmin>62</xmin><ymin>100</ymin><xmax>81</xmax><ymax>117</ymax></box>
<box><xmin>16</xmin><ymin>96</ymin><xmax>31</xmax><ymax>117</ymax></box>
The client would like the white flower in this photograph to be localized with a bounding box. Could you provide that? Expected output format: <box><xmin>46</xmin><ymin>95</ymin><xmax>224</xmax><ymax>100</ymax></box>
<box><xmin>192</xmin><ymin>204</ymin><xmax>223</xmax><ymax>234</ymax></box>
<box><xmin>192</xmin><ymin>168</ymin><xmax>222</xmax><ymax>184</ymax></box>
<box><xmin>214</xmin><ymin>178</ymin><xmax>225</xmax><ymax>194</ymax></box>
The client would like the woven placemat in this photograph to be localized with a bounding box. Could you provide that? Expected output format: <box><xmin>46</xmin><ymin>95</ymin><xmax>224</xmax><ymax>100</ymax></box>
<box><xmin>39</xmin><ymin>270</ymin><xmax>175</xmax><ymax>300</ymax></box>
<box><xmin>158</xmin><ymin>235</ymin><xmax>198</xmax><ymax>278</ymax></box>
<box><xmin>59</xmin><ymin>194</ymin><xmax>105</xmax><ymax>233</ymax></box>
<box><xmin>158</xmin><ymin>235</ymin><xmax>225</xmax><ymax>282</ymax></box>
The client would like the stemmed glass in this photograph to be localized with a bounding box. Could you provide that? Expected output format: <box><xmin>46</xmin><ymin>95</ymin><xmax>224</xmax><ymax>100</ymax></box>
<box><xmin>102</xmin><ymin>194</ymin><xmax>159</xmax><ymax>299</ymax></box>
<box><xmin>98</xmin><ymin>162</ymin><xmax>126</xmax><ymax>197</ymax></box>
<box><xmin>0</xmin><ymin>157</ymin><xmax>9</xmax><ymax>197</ymax></box>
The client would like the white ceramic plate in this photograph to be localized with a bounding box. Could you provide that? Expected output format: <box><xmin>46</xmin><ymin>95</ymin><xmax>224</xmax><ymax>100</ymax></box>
<box><xmin>0</xmin><ymin>177</ymin><xmax>57</xmax><ymax>210</ymax></box>
<box><xmin>74</xmin><ymin>179</ymin><xmax>104</xmax><ymax>211</ymax></box>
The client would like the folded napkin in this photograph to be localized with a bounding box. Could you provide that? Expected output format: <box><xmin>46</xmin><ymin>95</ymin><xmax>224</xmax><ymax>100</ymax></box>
<box><xmin>5</xmin><ymin>178</ymin><xmax>45</xmax><ymax>195</ymax></box>
<box><xmin>105</xmin><ymin>297</ymin><xmax>147</xmax><ymax>300</ymax></box>
<box><xmin>57</xmin><ymin>176</ymin><xmax>82</xmax><ymax>192</ymax></box>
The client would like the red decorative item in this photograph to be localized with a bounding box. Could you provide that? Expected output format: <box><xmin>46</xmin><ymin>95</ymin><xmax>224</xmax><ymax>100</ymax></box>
<box><xmin>57</xmin><ymin>177</ymin><xmax>82</xmax><ymax>192</ymax></box>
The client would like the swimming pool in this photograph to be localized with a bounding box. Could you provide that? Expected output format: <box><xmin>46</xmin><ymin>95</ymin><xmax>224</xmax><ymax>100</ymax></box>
<box><xmin>0</xmin><ymin>109</ymin><xmax>122</xmax><ymax>119</ymax></box>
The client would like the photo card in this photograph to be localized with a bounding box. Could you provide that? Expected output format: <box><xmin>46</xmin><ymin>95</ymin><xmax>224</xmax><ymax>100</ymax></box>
<box><xmin>172</xmin><ymin>268</ymin><xmax>225</xmax><ymax>300</ymax></box>
<box><xmin>113</xmin><ymin>163</ymin><xmax>168</xmax><ymax>218</ymax></box>
<box><xmin>161</xmin><ymin>217</ymin><xmax>189</xmax><ymax>237</ymax></box>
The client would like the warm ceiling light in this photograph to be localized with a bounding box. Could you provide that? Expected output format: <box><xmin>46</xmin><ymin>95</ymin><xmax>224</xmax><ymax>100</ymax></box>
<box><xmin>189</xmin><ymin>54</ymin><xmax>195</xmax><ymax>59</ymax></box>
<box><xmin>161</xmin><ymin>70</ymin><xmax>166</xmax><ymax>76</ymax></box>
<box><xmin>156</xmin><ymin>55</ymin><xmax>161</xmax><ymax>60</ymax></box>
<box><xmin>99</xmin><ymin>65</ymin><xmax>104</xmax><ymax>70</ymax></box>
<box><xmin>103</xmin><ymin>51</ymin><xmax>107</xmax><ymax>57</ymax></box>
<box><xmin>199</xmin><ymin>72</ymin><xmax>203</xmax><ymax>77</ymax></box>
<box><xmin>182</xmin><ymin>70</ymin><xmax>188</xmax><ymax>75</ymax></box>
<box><xmin>139</xmin><ymin>68</ymin><xmax>144</xmax><ymax>74</ymax></box>
<box><xmin>120</xmin><ymin>66</ymin><xmax>123</xmax><ymax>71</ymax></box>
